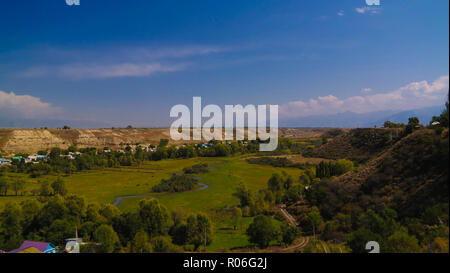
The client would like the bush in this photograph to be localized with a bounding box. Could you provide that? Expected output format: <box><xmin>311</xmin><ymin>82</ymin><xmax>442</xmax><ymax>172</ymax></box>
<box><xmin>152</xmin><ymin>174</ymin><xmax>197</xmax><ymax>193</ymax></box>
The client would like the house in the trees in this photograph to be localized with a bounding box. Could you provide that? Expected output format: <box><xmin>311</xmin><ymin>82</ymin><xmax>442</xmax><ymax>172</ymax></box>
<box><xmin>9</xmin><ymin>241</ymin><xmax>57</xmax><ymax>253</ymax></box>
<box><xmin>0</xmin><ymin>158</ymin><xmax>11</xmax><ymax>166</ymax></box>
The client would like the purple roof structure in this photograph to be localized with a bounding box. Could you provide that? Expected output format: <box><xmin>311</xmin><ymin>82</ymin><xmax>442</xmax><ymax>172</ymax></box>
<box><xmin>9</xmin><ymin>241</ymin><xmax>55</xmax><ymax>253</ymax></box>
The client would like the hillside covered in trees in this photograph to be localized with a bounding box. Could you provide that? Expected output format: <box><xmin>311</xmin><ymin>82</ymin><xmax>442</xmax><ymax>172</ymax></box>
<box><xmin>287</xmin><ymin>104</ymin><xmax>449</xmax><ymax>252</ymax></box>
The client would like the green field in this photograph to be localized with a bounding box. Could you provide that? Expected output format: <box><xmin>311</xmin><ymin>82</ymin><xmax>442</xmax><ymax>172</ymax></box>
<box><xmin>0</xmin><ymin>156</ymin><xmax>303</xmax><ymax>250</ymax></box>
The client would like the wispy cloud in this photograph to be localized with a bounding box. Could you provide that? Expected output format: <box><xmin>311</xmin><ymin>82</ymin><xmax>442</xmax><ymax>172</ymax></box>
<box><xmin>63</xmin><ymin>62</ymin><xmax>187</xmax><ymax>79</ymax></box>
<box><xmin>361</xmin><ymin>88</ymin><xmax>372</xmax><ymax>93</ymax></box>
<box><xmin>280</xmin><ymin>75</ymin><xmax>449</xmax><ymax>118</ymax></box>
<box><xmin>20</xmin><ymin>62</ymin><xmax>188</xmax><ymax>79</ymax></box>
<box><xmin>355</xmin><ymin>6</ymin><xmax>381</xmax><ymax>14</ymax></box>
<box><xmin>355</xmin><ymin>7</ymin><xmax>381</xmax><ymax>14</ymax></box>
<box><xmin>0</xmin><ymin>90</ymin><xmax>61</xmax><ymax>118</ymax></box>
<box><xmin>135</xmin><ymin>45</ymin><xmax>229</xmax><ymax>60</ymax></box>
<box><xmin>17</xmin><ymin>44</ymin><xmax>227</xmax><ymax>79</ymax></box>
<box><xmin>337</xmin><ymin>10</ymin><xmax>345</xmax><ymax>16</ymax></box>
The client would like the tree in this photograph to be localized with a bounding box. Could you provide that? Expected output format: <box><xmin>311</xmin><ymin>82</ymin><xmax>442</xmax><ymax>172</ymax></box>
<box><xmin>405</xmin><ymin>117</ymin><xmax>421</xmax><ymax>134</ymax></box>
<box><xmin>0</xmin><ymin>202</ymin><xmax>23</xmax><ymax>249</ymax></box>
<box><xmin>37</xmin><ymin>150</ymin><xmax>48</xmax><ymax>156</ymax></box>
<box><xmin>430</xmin><ymin>95</ymin><xmax>449</xmax><ymax>128</ymax></box>
<box><xmin>159</xmin><ymin>138</ymin><xmax>169</xmax><ymax>147</ymax></box>
<box><xmin>283</xmin><ymin>176</ymin><xmax>293</xmax><ymax>190</ymax></box>
<box><xmin>99</xmin><ymin>203</ymin><xmax>120</xmax><ymax>223</ymax></box>
<box><xmin>51</xmin><ymin>177</ymin><xmax>67</xmax><ymax>196</ymax></box>
<box><xmin>0</xmin><ymin>176</ymin><xmax>9</xmax><ymax>196</ymax></box>
<box><xmin>299</xmin><ymin>173</ymin><xmax>311</xmax><ymax>185</ymax></box>
<box><xmin>280</xmin><ymin>224</ymin><xmax>300</xmax><ymax>246</ymax></box>
<box><xmin>385</xmin><ymin>231</ymin><xmax>421</xmax><ymax>253</ymax></box>
<box><xmin>138</xmin><ymin>199</ymin><xmax>170</xmax><ymax>238</ymax></box>
<box><xmin>214</xmin><ymin>143</ymin><xmax>231</xmax><ymax>157</ymax></box>
<box><xmin>347</xmin><ymin>228</ymin><xmax>383</xmax><ymax>253</ymax></box>
<box><xmin>246</xmin><ymin>215</ymin><xmax>277</xmax><ymax>249</ymax></box>
<box><xmin>232</xmin><ymin>183</ymin><xmax>253</xmax><ymax>208</ymax></box>
<box><xmin>267</xmin><ymin>173</ymin><xmax>283</xmax><ymax>192</ymax></box>
<box><xmin>152</xmin><ymin>236</ymin><xmax>181</xmax><ymax>252</ymax></box>
<box><xmin>79</xmin><ymin>221</ymin><xmax>96</xmax><ymax>241</ymax></box>
<box><xmin>40</xmin><ymin>181</ymin><xmax>52</xmax><ymax>196</ymax></box>
<box><xmin>12</xmin><ymin>179</ymin><xmax>25</xmax><ymax>196</ymax></box>
<box><xmin>130</xmin><ymin>231</ymin><xmax>153</xmax><ymax>253</ymax></box>
<box><xmin>49</xmin><ymin>147</ymin><xmax>62</xmax><ymax>160</ymax></box>
<box><xmin>335</xmin><ymin>159</ymin><xmax>354</xmax><ymax>175</ymax></box>
<box><xmin>384</xmin><ymin>121</ymin><xmax>405</xmax><ymax>128</ymax></box>
<box><xmin>46</xmin><ymin>219</ymin><xmax>73</xmax><ymax>246</ymax></box>
<box><xmin>38</xmin><ymin>196</ymin><xmax>68</xmax><ymax>227</ymax></box>
<box><xmin>65</xmin><ymin>195</ymin><xmax>85</xmax><ymax>221</ymax></box>
<box><xmin>170</xmin><ymin>222</ymin><xmax>188</xmax><ymax>246</ymax></box>
<box><xmin>308</xmin><ymin>206</ymin><xmax>322</xmax><ymax>239</ymax></box>
<box><xmin>231</xmin><ymin>207</ymin><xmax>242</xmax><ymax>230</ymax></box>
<box><xmin>21</xmin><ymin>199</ymin><xmax>41</xmax><ymax>229</ymax></box>
<box><xmin>186</xmin><ymin>213</ymin><xmax>213</xmax><ymax>251</ymax></box>
<box><xmin>94</xmin><ymin>224</ymin><xmax>120</xmax><ymax>253</ymax></box>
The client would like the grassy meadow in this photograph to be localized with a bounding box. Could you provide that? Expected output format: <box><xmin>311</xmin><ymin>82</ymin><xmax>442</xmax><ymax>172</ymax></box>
<box><xmin>0</xmin><ymin>156</ymin><xmax>303</xmax><ymax>250</ymax></box>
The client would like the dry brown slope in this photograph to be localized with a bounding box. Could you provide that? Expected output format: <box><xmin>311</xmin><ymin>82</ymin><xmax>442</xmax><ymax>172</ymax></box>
<box><xmin>0</xmin><ymin>128</ymin><xmax>332</xmax><ymax>154</ymax></box>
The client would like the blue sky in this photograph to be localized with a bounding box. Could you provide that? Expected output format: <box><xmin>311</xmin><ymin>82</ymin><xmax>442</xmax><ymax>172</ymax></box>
<box><xmin>0</xmin><ymin>0</ymin><xmax>448</xmax><ymax>127</ymax></box>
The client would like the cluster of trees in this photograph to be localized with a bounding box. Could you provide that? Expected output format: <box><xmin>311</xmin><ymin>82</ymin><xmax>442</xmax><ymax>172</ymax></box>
<box><xmin>229</xmin><ymin>171</ymin><xmax>318</xmax><ymax>249</ymax></box>
<box><xmin>246</xmin><ymin>215</ymin><xmax>299</xmax><ymax>248</ymax></box>
<box><xmin>151</xmin><ymin>174</ymin><xmax>197</xmax><ymax>193</ymax></box>
<box><xmin>0</xmin><ymin>174</ymin><xmax>67</xmax><ymax>197</ymax></box>
<box><xmin>246</xmin><ymin>157</ymin><xmax>293</xmax><ymax>168</ymax></box>
<box><xmin>315</xmin><ymin>159</ymin><xmax>354</xmax><ymax>178</ymax></box>
<box><xmin>349</xmin><ymin>128</ymin><xmax>394</xmax><ymax>153</ymax></box>
<box><xmin>182</xmin><ymin>163</ymin><xmax>209</xmax><ymax>174</ymax></box>
<box><xmin>384</xmin><ymin>121</ymin><xmax>406</xmax><ymax>128</ymax></box>
<box><xmin>434</xmin><ymin>98</ymin><xmax>449</xmax><ymax>126</ymax></box>
<box><xmin>0</xmin><ymin>177</ymin><xmax>25</xmax><ymax>196</ymax></box>
<box><xmin>290</xmin><ymin>126</ymin><xmax>449</xmax><ymax>252</ymax></box>
<box><xmin>0</xmin><ymin>196</ymin><xmax>212</xmax><ymax>253</ymax></box>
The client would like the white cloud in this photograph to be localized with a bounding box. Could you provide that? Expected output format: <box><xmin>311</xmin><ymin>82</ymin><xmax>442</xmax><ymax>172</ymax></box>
<box><xmin>21</xmin><ymin>62</ymin><xmax>187</xmax><ymax>79</ymax></box>
<box><xmin>361</xmin><ymin>88</ymin><xmax>372</xmax><ymax>93</ymax></box>
<box><xmin>136</xmin><ymin>45</ymin><xmax>228</xmax><ymax>59</ymax></box>
<box><xmin>337</xmin><ymin>10</ymin><xmax>345</xmax><ymax>16</ymax></box>
<box><xmin>18</xmin><ymin>44</ymin><xmax>227</xmax><ymax>79</ymax></box>
<box><xmin>0</xmin><ymin>90</ymin><xmax>61</xmax><ymax>119</ymax></box>
<box><xmin>355</xmin><ymin>7</ymin><xmax>380</xmax><ymax>14</ymax></box>
<box><xmin>60</xmin><ymin>63</ymin><xmax>187</xmax><ymax>79</ymax></box>
<box><xmin>280</xmin><ymin>75</ymin><xmax>449</xmax><ymax>118</ymax></box>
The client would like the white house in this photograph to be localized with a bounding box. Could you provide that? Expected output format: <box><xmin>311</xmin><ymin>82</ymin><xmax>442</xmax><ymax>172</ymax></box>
<box><xmin>0</xmin><ymin>158</ymin><xmax>11</xmax><ymax>166</ymax></box>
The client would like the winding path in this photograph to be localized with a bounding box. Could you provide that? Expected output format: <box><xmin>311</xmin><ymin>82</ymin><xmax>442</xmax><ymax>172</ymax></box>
<box><xmin>277</xmin><ymin>204</ymin><xmax>311</xmax><ymax>252</ymax></box>
<box><xmin>112</xmin><ymin>182</ymin><xmax>209</xmax><ymax>207</ymax></box>
<box><xmin>279</xmin><ymin>206</ymin><xmax>298</xmax><ymax>227</ymax></box>
<box><xmin>280</xmin><ymin>236</ymin><xmax>310</xmax><ymax>252</ymax></box>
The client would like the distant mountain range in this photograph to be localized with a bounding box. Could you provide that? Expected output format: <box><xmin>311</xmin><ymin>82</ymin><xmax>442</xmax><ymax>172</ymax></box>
<box><xmin>279</xmin><ymin>105</ymin><xmax>445</xmax><ymax>128</ymax></box>
<box><xmin>0</xmin><ymin>118</ymin><xmax>113</xmax><ymax>129</ymax></box>
<box><xmin>0</xmin><ymin>105</ymin><xmax>444</xmax><ymax>129</ymax></box>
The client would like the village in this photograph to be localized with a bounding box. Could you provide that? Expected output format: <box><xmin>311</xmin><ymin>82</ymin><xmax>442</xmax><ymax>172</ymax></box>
<box><xmin>0</xmin><ymin>140</ymin><xmax>251</xmax><ymax>167</ymax></box>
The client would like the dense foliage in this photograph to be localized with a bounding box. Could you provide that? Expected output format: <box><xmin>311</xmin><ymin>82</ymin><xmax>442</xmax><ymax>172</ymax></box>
<box><xmin>151</xmin><ymin>174</ymin><xmax>197</xmax><ymax>193</ymax></box>
<box><xmin>0</xmin><ymin>195</ymin><xmax>211</xmax><ymax>253</ymax></box>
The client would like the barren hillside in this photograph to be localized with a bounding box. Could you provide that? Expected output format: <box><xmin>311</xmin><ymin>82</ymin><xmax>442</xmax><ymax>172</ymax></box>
<box><xmin>0</xmin><ymin>128</ymin><xmax>331</xmax><ymax>154</ymax></box>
